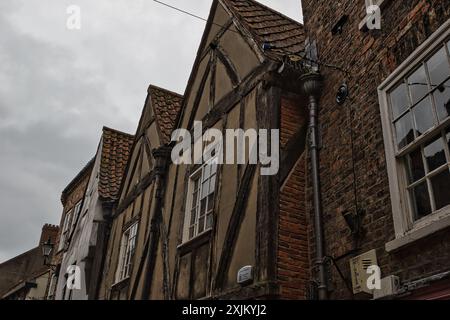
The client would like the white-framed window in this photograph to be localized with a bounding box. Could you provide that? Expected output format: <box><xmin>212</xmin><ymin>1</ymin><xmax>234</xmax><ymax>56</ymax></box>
<box><xmin>183</xmin><ymin>157</ymin><xmax>218</xmax><ymax>242</ymax></box>
<box><xmin>379</xmin><ymin>21</ymin><xmax>450</xmax><ymax>250</ymax></box>
<box><xmin>115</xmin><ymin>222</ymin><xmax>139</xmax><ymax>283</ymax></box>
<box><xmin>58</xmin><ymin>209</ymin><xmax>73</xmax><ymax>251</ymax></box>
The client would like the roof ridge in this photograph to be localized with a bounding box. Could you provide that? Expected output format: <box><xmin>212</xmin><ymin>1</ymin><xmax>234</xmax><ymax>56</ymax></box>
<box><xmin>102</xmin><ymin>126</ymin><xmax>134</xmax><ymax>138</ymax></box>
<box><xmin>222</xmin><ymin>0</ymin><xmax>303</xmax><ymax>28</ymax></box>
<box><xmin>148</xmin><ymin>84</ymin><xmax>184</xmax><ymax>98</ymax></box>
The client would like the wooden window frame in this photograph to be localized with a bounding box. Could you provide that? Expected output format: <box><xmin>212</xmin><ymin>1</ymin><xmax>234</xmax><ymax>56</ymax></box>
<box><xmin>182</xmin><ymin>156</ymin><xmax>219</xmax><ymax>243</ymax></box>
<box><xmin>378</xmin><ymin>21</ymin><xmax>450</xmax><ymax>252</ymax></box>
<box><xmin>115</xmin><ymin>221</ymin><xmax>139</xmax><ymax>283</ymax></box>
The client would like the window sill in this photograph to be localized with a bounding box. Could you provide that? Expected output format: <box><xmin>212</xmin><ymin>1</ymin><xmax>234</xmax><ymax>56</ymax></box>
<box><xmin>177</xmin><ymin>229</ymin><xmax>212</xmax><ymax>255</ymax></box>
<box><xmin>386</xmin><ymin>208</ymin><xmax>450</xmax><ymax>252</ymax></box>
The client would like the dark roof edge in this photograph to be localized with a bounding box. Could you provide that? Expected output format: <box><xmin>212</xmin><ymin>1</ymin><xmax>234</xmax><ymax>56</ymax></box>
<box><xmin>61</xmin><ymin>158</ymin><xmax>95</xmax><ymax>205</ymax></box>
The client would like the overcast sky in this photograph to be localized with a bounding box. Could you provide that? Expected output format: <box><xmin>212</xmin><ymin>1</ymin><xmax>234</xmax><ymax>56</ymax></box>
<box><xmin>0</xmin><ymin>0</ymin><xmax>303</xmax><ymax>263</ymax></box>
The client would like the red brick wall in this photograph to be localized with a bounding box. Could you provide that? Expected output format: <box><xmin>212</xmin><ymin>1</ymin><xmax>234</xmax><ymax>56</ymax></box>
<box><xmin>302</xmin><ymin>0</ymin><xmax>450</xmax><ymax>299</ymax></box>
<box><xmin>278</xmin><ymin>96</ymin><xmax>309</xmax><ymax>299</ymax></box>
<box><xmin>280</xmin><ymin>97</ymin><xmax>305</xmax><ymax>148</ymax></box>
<box><xmin>39</xmin><ymin>224</ymin><xmax>59</xmax><ymax>247</ymax></box>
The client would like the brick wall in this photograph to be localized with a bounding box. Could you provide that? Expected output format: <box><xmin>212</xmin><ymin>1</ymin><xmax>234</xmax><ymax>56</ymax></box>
<box><xmin>278</xmin><ymin>96</ymin><xmax>309</xmax><ymax>299</ymax></box>
<box><xmin>39</xmin><ymin>224</ymin><xmax>59</xmax><ymax>247</ymax></box>
<box><xmin>301</xmin><ymin>0</ymin><xmax>450</xmax><ymax>299</ymax></box>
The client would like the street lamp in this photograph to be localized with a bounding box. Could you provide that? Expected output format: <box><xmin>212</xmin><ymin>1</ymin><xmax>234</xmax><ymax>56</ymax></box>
<box><xmin>42</xmin><ymin>238</ymin><xmax>54</xmax><ymax>266</ymax></box>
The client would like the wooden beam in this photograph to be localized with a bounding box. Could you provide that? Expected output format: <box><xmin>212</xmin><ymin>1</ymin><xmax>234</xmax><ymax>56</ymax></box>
<box><xmin>216</xmin><ymin>45</ymin><xmax>240</xmax><ymax>86</ymax></box>
<box><xmin>213</xmin><ymin>163</ymin><xmax>257</xmax><ymax>290</ymax></box>
<box><xmin>255</xmin><ymin>85</ymin><xmax>280</xmax><ymax>283</ymax></box>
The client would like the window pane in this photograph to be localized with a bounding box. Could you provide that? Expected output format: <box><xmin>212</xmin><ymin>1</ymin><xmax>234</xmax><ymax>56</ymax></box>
<box><xmin>431</xmin><ymin>169</ymin><xmax>450</xmax><ymax>210</ymax></box>
<box><xmin>426</xmin><ymin>47</ymin><xmax>450</xmax><ymax>88</ymax></box>
<box><xmin>412</xmin><ymin>97</ymin><xmax>435</xmax><ymax>136</ymax></box>
<box><xmin>411</xmin><ymin>182</ymin><xmax>432</xmax><ymax>220</ymax></box>
<box><xmin>389</xmin><ymin>82</ymin><xmax>409</xmax><ymax>119</ymax></box>
<box><xmin>206</xmin><ymin>214</ymin><xmax>213</xmax><ymax>229</ymax></box>
<box><xmin>408</xmin><ymin>65</ymin><xmax>429</xmax><ymax>104</ymax></box>
<box><xmin>406</xmin><ymin>148</ymin><xmax>425</xmax><ymax>183</ymax></box>
<box><xmin>434</xmin><ymin>79</ymin><xmax>450</xmax><ymax>121</ymax></box>
<box><xmin>191</xmin><ymin>191</ymin><xmax>198</xmax><ymax>209</ymax></box>
<box><xmin>209</xmin><ymin>175</ymin><xmax>216</xmax><ymax>194</ymax></box>
<box><xmin>190</xmin><ymin>208</ymin><xmax>196</xmax><ymax>225</ymax></box>
<box><xmin>200</xmin><ymin>198</ymin><xmax>207</xmax><ymax>216</ymax></box>
<box><xmin>198</xmin><ymin>217</ymin><xmax>205</xmax><ymax>233</ymax></box>
<box><xmin>394</xmin><ymin>112</ymin><xmax>414</xmax><ymax>148</ymax></box>
<box><xmin>201</xmin><ymin>181</ymin><xmax>209</xmax><ymax>198</ymax></box>
<box><xmin>424</xmin><ymin>137</ymin><xmax>447</xmax><ymax>172</ymax></box>
<box><xmin>207</xmin><ymin>193</ymin><xmax>215</xmax><ymax>211</ymax></box>
<box><xmin>189</xmin><ymin>226</ymin><xmax>194</xmax><ymax>239</ymax></box>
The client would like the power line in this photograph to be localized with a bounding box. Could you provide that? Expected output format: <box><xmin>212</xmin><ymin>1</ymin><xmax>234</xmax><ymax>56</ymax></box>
<box><xmin>153</xmin><ymin>0</ymin><xmax>242</xmax><ymax>36</ymax></box>
<box><xmin>153</xmin><ymin>0</ymin><xmax>350</xmax><ymax>75</ymax></box>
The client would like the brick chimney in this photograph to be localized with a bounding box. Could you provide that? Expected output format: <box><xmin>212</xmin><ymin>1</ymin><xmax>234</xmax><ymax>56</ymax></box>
<box><xmin>39</xmin><ymin>223</ymin><xmax>59</xmax><ymax>247</ymax></box>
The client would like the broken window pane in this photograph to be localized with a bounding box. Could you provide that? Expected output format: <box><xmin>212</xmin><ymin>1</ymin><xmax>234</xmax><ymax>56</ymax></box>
<box><xmin>395</xmin><ymin>112</ymin><xmax>414</xmax><ymax>148</ymax></box>
<box><xmin>424</xmin><ymin>136</ymin><xmax>447</xmax><ymax>172</ymax></box>
<box><xmin>434</xmin><ymin>80</ymin><xmax>450</xmax><ymax>122</ymax></box>
<box><xmin>390</xmin><ymin>82</ymin><xmax>409</xmax><ymax>119</ymax></box>
<box><xmin>408</xmin><ymin>65</ymin><xmax>429</xmax><ymax>104</ymax></box>
<box><xmin>406</xmin><ymin>148</ymin><xmax>425</xmax><ymax>183</ymax></box>
<box><xmin>411</xmin><ymin>182</ymin><xmax>432</xmax><ymax>220</ymax></box>
<box><xmin>431</xmin><ymin>169</ymin><xmax>450</xmax><ymax>210</ymax></box>
<box><xmin>426</xmin><ymin>47</ymin><xmax>450</xmax><ymax>89</ymax></box>
<box><xmin>412</xmin><ymin>96</ymin><xmax>435</xmax><ymax>136</ymax></box>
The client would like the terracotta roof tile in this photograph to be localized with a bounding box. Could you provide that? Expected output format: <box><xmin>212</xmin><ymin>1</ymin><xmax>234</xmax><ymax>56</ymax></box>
<box><xmin>98</xmin><ymin>127</ymin><xmax>134</xmax><ymax>201</ymax></box>
<box><xmin>148</xmin><ymin>85</ymin><xmax>183</xmax><ymax>144</ymax></box>
<box><xmin>223</xmin><ymin>0</ymin><xmax>305</xmax><ymax>59</ymax></box>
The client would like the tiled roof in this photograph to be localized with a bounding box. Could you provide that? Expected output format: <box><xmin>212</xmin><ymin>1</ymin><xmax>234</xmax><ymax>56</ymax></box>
<box><xmin>149</xmin><ymin>85</ymin><xmax>183</xmax><ymax>144</ymax></box>
<box><xmin>99</xmin><ymin>127</ymin><xmax>134</xmax><ymax>201</ymax></box>
<box><xmin>222</xmin><ymin>0</ymin><xmax>305</xmax><ymax>59</ymax></box>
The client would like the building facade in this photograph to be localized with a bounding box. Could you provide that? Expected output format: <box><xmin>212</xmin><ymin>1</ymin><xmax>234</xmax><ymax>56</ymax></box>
<box><xmin>46</xmin><ymin>159</ymin><xmax>93</xmax><ymax>299</ymax></box>
<box><xmin>302</xmin><ymin>0</ymin><xmax>450</xmax><ymax>299</ymax></box>
<box><xmin>55</xmin><ymin>127</ymin><xmax>133</xmax><ymax>300</ymax></box>
<box><xmin>0</xmin><ymin>224</ymin><xmax>59</xmax><ymax>300</ymax></box>
<box><xmin>98</xmin><ymin>0</ymin><xmax>315</xmax><ymax>300</ymax></box>
<box><xmin>30</xmin><ymin>0</ymin><xmax>450</xmax><ymax>301</ymax></box>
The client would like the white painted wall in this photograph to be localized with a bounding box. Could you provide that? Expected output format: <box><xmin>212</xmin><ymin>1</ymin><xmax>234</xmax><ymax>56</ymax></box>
<box><xmin>55</xmin><ymin>138</ymin><xmax>106</xmax><ymax>300</ymax></box>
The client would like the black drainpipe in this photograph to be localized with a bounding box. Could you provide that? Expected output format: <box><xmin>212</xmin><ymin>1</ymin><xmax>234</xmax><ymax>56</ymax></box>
<box><xmin>300</xmin><ymin>72</ymin><xmax>328</xmax><ymax>300</ymax></box>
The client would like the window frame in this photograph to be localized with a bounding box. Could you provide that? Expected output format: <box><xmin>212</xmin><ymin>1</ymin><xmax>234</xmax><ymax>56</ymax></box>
<box><xmin>182</xmin><ymin>156</ymin><xmax>219</xmax><ymax>243</ymax></box>
<box><xmin>115</xmin><ymin>222</ymin><xmax>139</xmax><ymax>283</ymax></box>
<box><xmin>379</xmin><ymin>20</ymin><xmax>450</xmax><ymax>251</ymax></box>
<box><xmin>58</xmin><ymin>209</ymin><xmax>73</xmax><ymax>252</ymax></box>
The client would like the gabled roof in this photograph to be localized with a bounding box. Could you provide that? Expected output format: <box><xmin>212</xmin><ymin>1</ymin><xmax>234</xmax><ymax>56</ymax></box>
<box><xmin>222</xmin><ymin>0</ymin><xmax>305</xmax><ymax>59</ymax></box>
<box><xmin>61</xmin><ymin>158</ymin><xmax>94</xmax><ymax>205</ymax></box>
<box><xmin>98</xmin><ymin>127</ymin><xmax>134</xmax><ymax>201</ymax></box>
<box><xmin>148</xmin><ymin>85</ymin><xmax>183</xmax><ymax>144</ymax></box>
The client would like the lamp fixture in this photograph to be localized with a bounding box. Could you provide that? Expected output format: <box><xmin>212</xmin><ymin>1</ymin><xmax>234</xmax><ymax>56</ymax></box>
<box><xmin>336</xmin><ymin>83</ymin><xmax>349</xmax><ymax>105</ymax></box>
<box><xmin>42</xmin><ymin>238</ymin><xmax>54</xmax><ymax>265</ymax></box>
<box><xmin>342</xmin><ymin>209</ymin><xmax>365</xmax><ymax>237</ymax></box>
